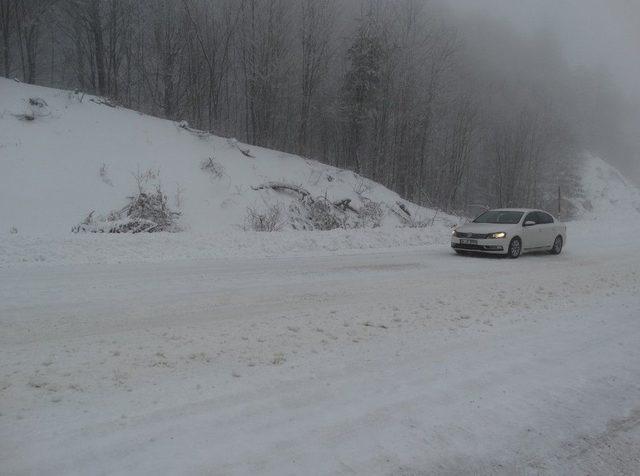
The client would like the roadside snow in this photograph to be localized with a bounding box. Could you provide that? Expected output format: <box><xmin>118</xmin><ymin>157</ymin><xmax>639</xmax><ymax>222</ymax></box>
<box><xmin>576</xmin><ymin>154</ymin><xmax>640</xmax><ymax>219</ymax></box>
<box><xmin>1</xmin><ymin>237</ymin><xmax>639</xmax><ymax>474</ymax></box>
<box><xmin>0</xmin><ymin>227</ymin><xmax>452</xmax><ymax>267</ymax></box>
<box><xmin>0</xmin><ymin>78</ymin><xmax>448</xmax><ymax>236</ymax></box>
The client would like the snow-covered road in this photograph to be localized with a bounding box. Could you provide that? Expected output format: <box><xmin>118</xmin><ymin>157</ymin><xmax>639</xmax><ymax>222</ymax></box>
<box><xmin>2</xmin><ymin>233</ymin><xmax>640</xmax><ymax>475</ymax></box>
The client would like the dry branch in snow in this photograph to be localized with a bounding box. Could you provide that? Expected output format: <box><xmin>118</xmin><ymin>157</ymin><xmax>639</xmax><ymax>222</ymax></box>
<box><xmin>252</xmin><ymin>181</ymin><xmax>385</xmax><ymax>230</ymax></box>
<box><xmin>89</xmin><ymin>97</ymin><xmax>118</xmax><ymax>108</ymax></box>
<box><xmin>73</xmin><ymin>185</ymin><xmax>180</xmax><ymax>234</ymax></box>
<box><xmin>245</xmin><ymin>204</ymin><xmax>283</xmax><ymax>232</ymax></box>
<box><xmin>226</xmin><ymin>138</ymin><xmax>255</xmax><ymax>158</ymax></box>
<box><xmin>238</xmin><ymin>147</ymin><xmax>255</xmax><ymax>158</ymax></box>
<box><xmin>201</xmin><ymin>157</ymin><xmax>225</xmax><ymax>178</ymax></box>
<box><xmin>397</xmin><ymin>201</ymin><xmax>411</xmax><ymax>217</ymax></box>
<box><xmin>251</xmin><ymin>182</ymin><xmax>310</xmax><ymax>198</ymax></box>
<box><xmin>177</xmin><ymin>121</ymin><xmax>209</xmax><ymax>138</ymax></box>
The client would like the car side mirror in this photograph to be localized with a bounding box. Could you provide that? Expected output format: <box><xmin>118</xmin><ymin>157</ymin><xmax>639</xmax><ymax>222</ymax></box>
<box><xmin>523</xmin><ymin>221</ymin><xmax>536</xmax><ymax>227</ymax></box>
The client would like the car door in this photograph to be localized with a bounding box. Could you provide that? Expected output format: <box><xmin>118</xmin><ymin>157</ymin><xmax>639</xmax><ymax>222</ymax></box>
<box><xmin>522</xmin><ymin>212</ymin><xmax>543</xmax><ymax>249</ymax></box>
<box><xmin>538</xmin><ymin>212</ymin><xmax>556</xmax><ymax>248</ymax></box>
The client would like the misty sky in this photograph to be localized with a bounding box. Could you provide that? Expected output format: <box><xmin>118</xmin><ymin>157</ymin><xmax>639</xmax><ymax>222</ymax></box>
<box><xmin>445</xmin><ymin>0</ymin><xmax>640</xmax><ymax>101</ymax></box>
<box><xmin>444</xmin><ymin>0</ymin><xmax>640</xmax><ymax>181</ymax></box>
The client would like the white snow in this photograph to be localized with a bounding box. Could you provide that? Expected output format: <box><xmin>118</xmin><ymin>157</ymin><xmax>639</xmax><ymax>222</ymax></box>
<box><xmin>2</xmin><ymin>79</ymin><xmax>640</xmax><ymax>475</ymax></box>
<box><xmin>1</xmin><ymin>239</ymin><xmax>640</xmax><ymax>474</ymax></box>
<box><xmin>0</xmin><ymin>227</ymin><xmax>452</xmax><ymax>267</ymax></box>
<box><xmin>576</xmin><ymin>153</ymin><xmax>640</xmax><ymax>219</ymax></box>
<box><xmin>0</xmin><ymin>78</ymin><xmax>447</xmax><ymax>237</ymax></box>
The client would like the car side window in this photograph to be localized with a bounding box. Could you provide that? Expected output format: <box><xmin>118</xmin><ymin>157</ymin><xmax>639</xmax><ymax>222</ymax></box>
<box><xmin>524</xmin><ymin>212</ymin><xmax>538</xmax><ymax>224</ymax></box>
<box><xmin>539</xmin><ymin>212</ymin><xmax>553</xmax><ymax>224</ymax></box>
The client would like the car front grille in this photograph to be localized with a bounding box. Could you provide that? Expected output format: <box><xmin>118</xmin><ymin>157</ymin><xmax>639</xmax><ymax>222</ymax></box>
<box><xmin>452</xmin><ymin>243</ymin><xmax>504</xmax><ymax>252</ymax></box>
<box><xmin>456</xmin><ymin>232</ymin><xmax>489</xmax><ymax>239</ymax></box>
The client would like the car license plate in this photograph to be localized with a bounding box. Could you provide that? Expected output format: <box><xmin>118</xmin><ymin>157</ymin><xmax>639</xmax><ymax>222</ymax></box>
<box><xmin>460</xmin><ymin>239</ymin><xmax>477</xmax><ymax>245</ymax></box>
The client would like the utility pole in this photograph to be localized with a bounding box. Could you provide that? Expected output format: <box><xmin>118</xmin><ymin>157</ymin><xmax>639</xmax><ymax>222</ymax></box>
<box><xmin>558</xmin><ymin>185</ymin><xmax>562</xmax><ymax>217</ymax></box>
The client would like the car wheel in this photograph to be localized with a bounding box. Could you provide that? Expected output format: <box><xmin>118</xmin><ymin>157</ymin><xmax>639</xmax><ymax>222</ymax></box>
<box><xmin>508</xmin><ymin>237</ymin><xmax>522</xmax><ymax>259</ymax></box>
<box><xmin>455</xmin><ymin>250</ymin><xmax>466</xmax><ymax>255</ymax></box>
<box><xmin>549</xmin><ymin>235</ymin><xmax>563</xmax><ymax>255</ymax></box>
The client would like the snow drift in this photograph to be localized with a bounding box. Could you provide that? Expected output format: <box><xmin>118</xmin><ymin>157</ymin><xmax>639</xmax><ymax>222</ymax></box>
<box><xmin>0</xmin><ymin>78</ymin><xmax>442</xmax><ymax>236</ymax></box>
<box><xmin>574</xmin><ymin>154</ymin><xmax>640</xmax><ymax>219</ymax></box>
<box><xmin>2</xmin><ymin>78</ymin><xmax>639</xmax><ymax>267</ymax></box>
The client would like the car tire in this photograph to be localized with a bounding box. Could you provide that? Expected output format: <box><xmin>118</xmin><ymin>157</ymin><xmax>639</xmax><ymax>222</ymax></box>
<box><xmin>455</xmin><ymin>250</ymin><xmax>466</xmax><ymax>255</ymax></box>
<box><xmin>549</xmin><ymin>235</ymin><xmax>563</xmax><ymax>255</ymax></box>
<box><xmin>508</xmin><ymin>237</ymin><xmax>522</xmax><ymax>259</ymax></box>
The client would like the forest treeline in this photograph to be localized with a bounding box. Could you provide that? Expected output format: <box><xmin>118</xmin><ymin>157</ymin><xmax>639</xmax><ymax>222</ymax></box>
<box><xmin>1</xmin><ymin>0</ymin><xmax>633</xmax><ymax>214</ymax></box>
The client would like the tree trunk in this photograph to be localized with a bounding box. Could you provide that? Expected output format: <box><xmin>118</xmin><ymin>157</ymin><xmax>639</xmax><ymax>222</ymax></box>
<box><xmin>89</xmin><ymin>0</ymin><xmax>106</xmax><ymax>95</ymax></box>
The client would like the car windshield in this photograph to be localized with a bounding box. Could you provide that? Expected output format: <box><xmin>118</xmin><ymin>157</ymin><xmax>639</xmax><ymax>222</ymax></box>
<box><xmin>473</xmin><ymin>211</ymin><xmax>524</xmax><ymax>224</ymax></box>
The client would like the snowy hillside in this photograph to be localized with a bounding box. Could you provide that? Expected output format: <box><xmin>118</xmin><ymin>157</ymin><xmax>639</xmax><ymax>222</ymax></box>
<box><xmin>575</xmin><ymin>154</ymin><xmax>640</xmax><ymax>219</ymax></box>
<box><xmin>0</xmin><ymin>78</ymin><xmax>440</xmax><ymax>236</ymax></box>
<box><xmin>2</xmin><ymin>78</ymin><xmax>639</xmax><ymax>268</ymax></box>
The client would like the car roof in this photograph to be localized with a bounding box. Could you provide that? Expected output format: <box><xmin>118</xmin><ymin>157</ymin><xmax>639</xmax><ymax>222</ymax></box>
<box><xmin>490</xmin><ymin>208</ymin><xmax>540</xmax><ymax>213</ymax></box>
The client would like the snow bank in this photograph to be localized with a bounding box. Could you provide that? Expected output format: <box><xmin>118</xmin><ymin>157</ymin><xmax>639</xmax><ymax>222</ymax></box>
<box><xmin>575</xmin><ymin>153</ymin><xmax>640</xmax><ymax>220</ymax></box>
<box><xmin>0</xmin><ymin>227</ymin><xmax>452</xmax><ymax>267</ymax></box>
<box><xmin>0</xmin><ymin>78</ymin><xmax>445</xmax><ymax>237</ymax></box>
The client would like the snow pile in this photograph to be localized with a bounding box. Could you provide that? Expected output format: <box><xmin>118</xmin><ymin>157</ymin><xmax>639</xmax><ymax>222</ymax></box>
<box><xmin>0</xmin><ymin>227</ymin><xmax>452</xmax><ymax>267</ymax></box>
<box><xmin>575</xmin><ymin>154</ymin><xmax>640</xmax><ymax>220</ymax></box>
<box><xmin>0</xmin><ymin>78</ymin><xmax>445</xmax><ymax>238</ymax></box>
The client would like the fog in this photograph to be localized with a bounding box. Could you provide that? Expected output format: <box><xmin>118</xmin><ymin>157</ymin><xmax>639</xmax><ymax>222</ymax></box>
<box><xmin>2</xmin><ymin>0</ymin><xmax>638</xmax><ymax>206</ymax></box>
<box><xmin>443</xmin><ymin>0</ymin><xmax>640</xmax><ymax>182</ymax></box>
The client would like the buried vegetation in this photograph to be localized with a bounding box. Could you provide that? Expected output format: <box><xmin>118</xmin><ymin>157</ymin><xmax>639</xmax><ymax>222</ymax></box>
<box><xmin>73</xmin><ymin>169</ymin><xmax>181</xmax><ymax>234</ymax></box>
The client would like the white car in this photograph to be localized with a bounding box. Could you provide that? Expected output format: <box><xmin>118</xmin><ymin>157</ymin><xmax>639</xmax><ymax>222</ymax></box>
<box><xmin>451</xmin><ymin>209</ymin><xmax>566</xmax><ymax>258</ymax></box>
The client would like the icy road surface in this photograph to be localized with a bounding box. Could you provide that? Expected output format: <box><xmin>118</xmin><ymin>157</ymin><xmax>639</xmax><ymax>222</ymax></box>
<box><xmin>1</xmin><ymin>235</ymin><xmax>640</xmax><ymax>475</ymax></box>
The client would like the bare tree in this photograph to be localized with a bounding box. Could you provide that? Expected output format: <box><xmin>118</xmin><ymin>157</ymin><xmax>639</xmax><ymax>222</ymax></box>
<box><xmin>181</xmin><ymin>0</ymin><xmax>241</xmax><ymax>130</ymax></box>
<box><xmin>298</xmin><ymin>0</ymin><xmax>336</xmax><ymax>155</ymax></box>
<box><xmin>14</xmin><ymin>0</ymin><xmax>57</xmax><ymax>83</ymax></box>
<box><xmin>9</xmin><ymin>0</ymin><xmax>609</xmax><ymax>216</ymax></box>
<box><xmin>0</xmin><ymin>0</ymin><xmax>14</xmax><ymax>76</ymax></box>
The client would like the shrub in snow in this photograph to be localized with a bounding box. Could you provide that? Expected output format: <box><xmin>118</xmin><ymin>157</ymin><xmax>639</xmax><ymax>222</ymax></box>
<box><xmin>124</xmin><ymin>187</ymin><xmax>179</xmax><ymax>229</ymax></box>
<box><xmin>353</xmin><ymin>175</ymin><xmax>373</xmax><ymax>196</ymax></box>
<box><xmin>133</xmin><ymin>167</ymin><xmax>159</xmax><ymax>187</ymax></box>
<box><xmin>307</xmin><ymin>198</ymin><xmax>343</xmax><ymax>230</ymax></box>
<box><xmin>357</xmin><ymin>199</ymin><xmax>384</xmax><ymax>228</ymax></box>
<box><xmin>9</xmin><ymin>226</ymin><xmax>18</xmax><ymax>234</ymax></box>
<box><xmin>13</xmin><ymin>97</ymin><xmax>51</xmax><ymax>122</ymax></box>
<box><xmin>252</xmin><ymin>181</ymin><xmax>387</xmax><ymax>230</ymax></box>
<box><xmin>286</xmin><ymin>195</ymin><xmax>345</xmax><ymax>231</ymax></box>
<box><xmin>73</xmin><ymin>185</ymin><xmax>181</xmax><ymax>234</ymax></box>
<box><xmin>28</xmin><ymin>97</ymin><xmax>48</xmax><ymax>108</ymax></box>
<box><xmin>245</xmin><ymin>204</ymin><xmax>283</xmax><ymax>232</ymax></box>
<box><xmin>201</xmin><ymin>157</ymin><xmax>224</xmax><ymax>179</ymax></box>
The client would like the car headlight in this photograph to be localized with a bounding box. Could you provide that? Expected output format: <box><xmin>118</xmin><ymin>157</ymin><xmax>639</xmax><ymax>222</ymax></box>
<box><xmin>487</xmin><ymin>232</ymin><xmax>506</xmax><ymax>239</ymax></box>
<box><xmin>451</xmin><ymin>229</ymin><xmax>458</xmax><ymax>237</ymax></box>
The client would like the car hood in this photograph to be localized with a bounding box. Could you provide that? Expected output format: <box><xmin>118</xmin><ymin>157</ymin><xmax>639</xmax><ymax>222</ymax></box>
<box><xmin>456</xmin><ymin>222</ymin><xmax>519</xmax><ymax>234</ymax></box>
